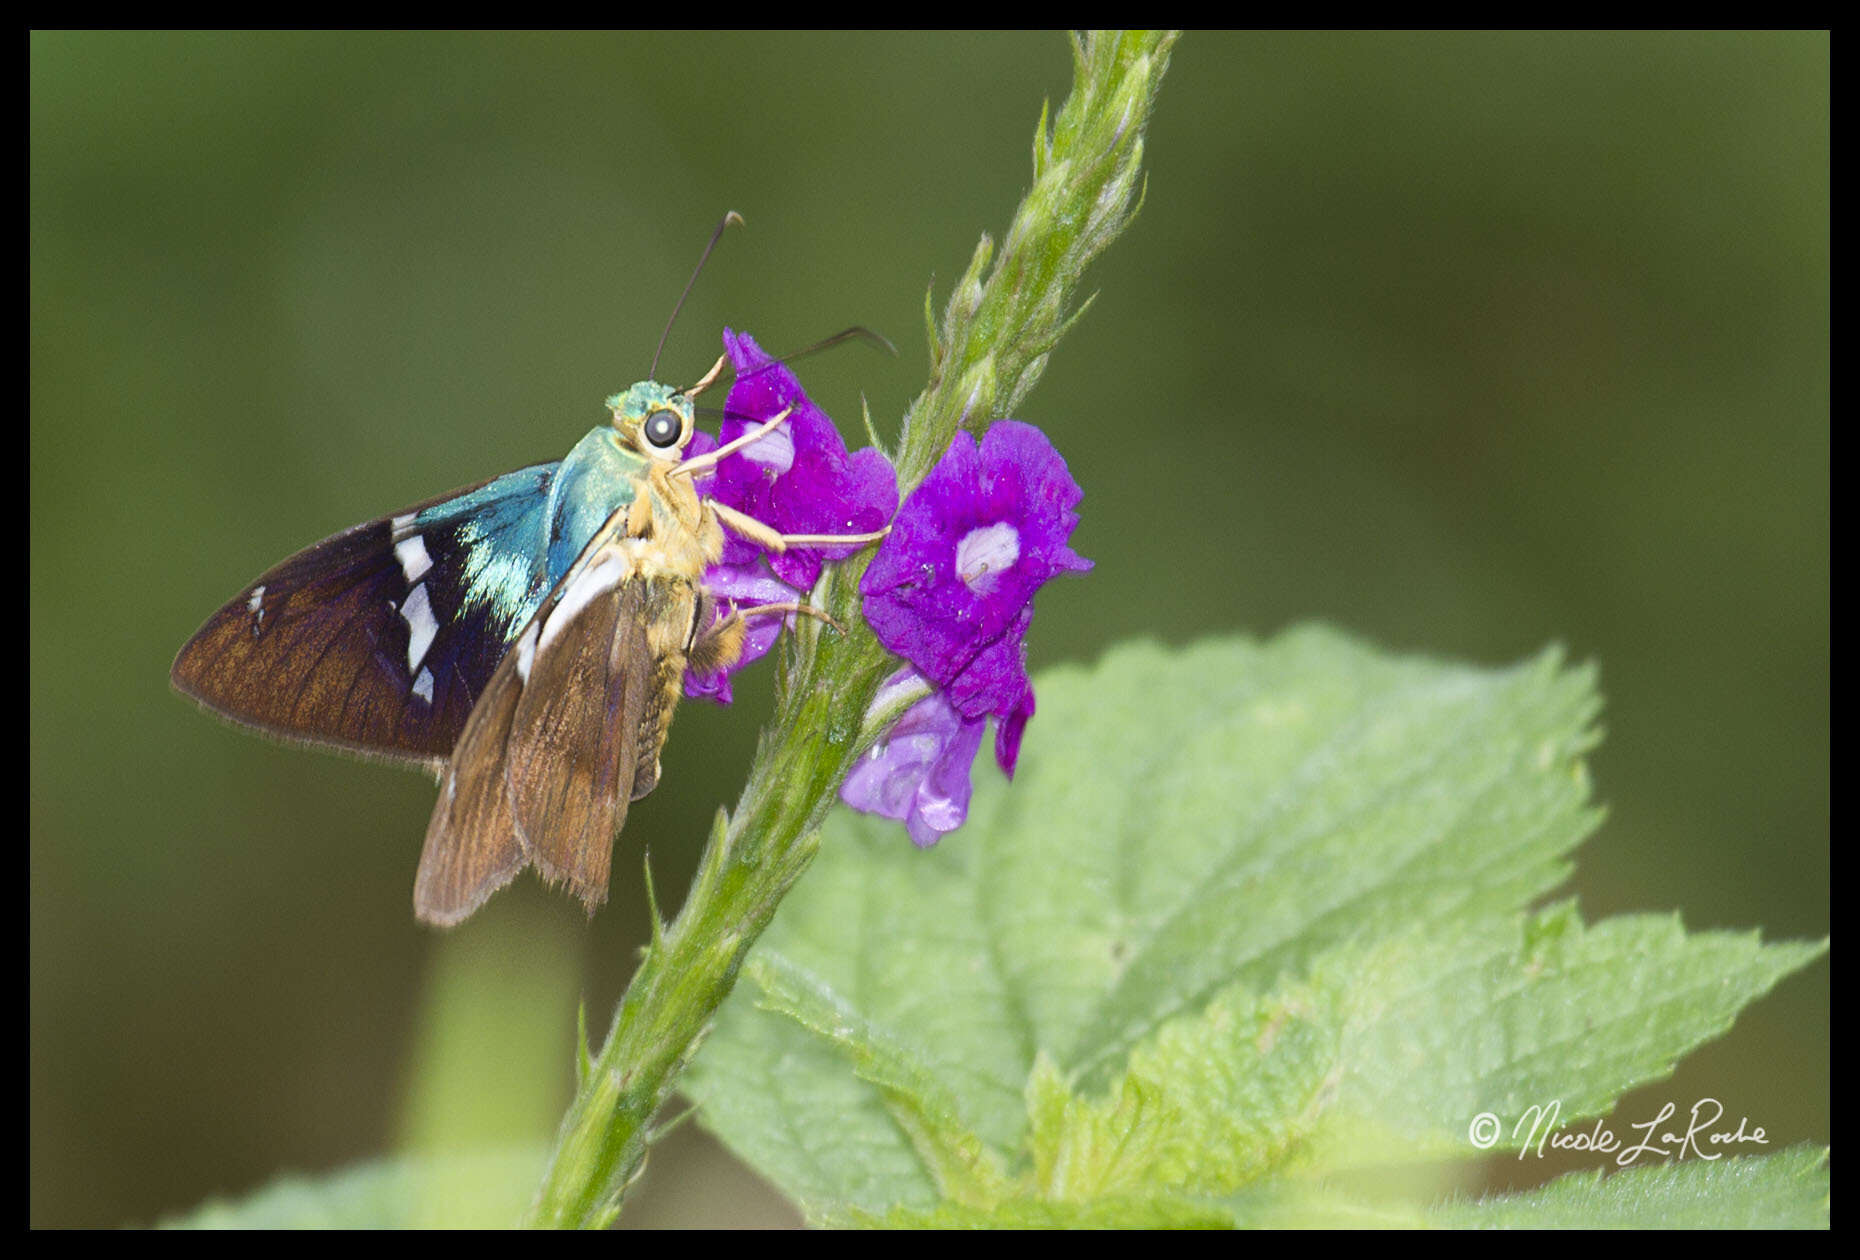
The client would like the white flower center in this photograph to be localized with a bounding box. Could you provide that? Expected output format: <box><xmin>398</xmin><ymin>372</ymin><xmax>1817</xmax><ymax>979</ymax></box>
<box><xmin>956</xmin><ymin>522</ymin><xmax>1020</xmax><ymax>595</ymax></box>
<box><xmin>740</xmin><ymin>424</ymin><xmax>794</xmax><ymax>474</ymax></box>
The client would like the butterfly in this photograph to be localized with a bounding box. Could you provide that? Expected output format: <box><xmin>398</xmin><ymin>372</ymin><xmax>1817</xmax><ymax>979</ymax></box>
<box><xmin>172</xmin><ymin>361</ymin><xmax>886</xmax><ymax>925</ymax></box>
<box><xmin>171</xmin><ymin>218</ymin><xmax>889</xmax><ymax>925</ymax></box>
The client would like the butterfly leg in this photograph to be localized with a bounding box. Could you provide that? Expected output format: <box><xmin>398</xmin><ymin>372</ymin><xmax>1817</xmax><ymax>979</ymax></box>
<box><xmin>683</xmin><ymin>596</ymin><xmax>843</xmax><ymax>683</ymax></box>
<box><xmin>740</xmin><ymin>600</ymin><xmax>847</xmax><ymax>635</ymax></box>
<box><xmin>669</xmin><ymin>406</ymin><xmax>796</xmax><ymax>480</ymax></box>
<box><xmin>686</xmin><ymin>589</ymin><xmax>749</xmax><ymax>676</ymax></box>
<box><xmin>705</xmin><ymin>500</ymin><xmax>890</xmax><ymax>553</ymax></box>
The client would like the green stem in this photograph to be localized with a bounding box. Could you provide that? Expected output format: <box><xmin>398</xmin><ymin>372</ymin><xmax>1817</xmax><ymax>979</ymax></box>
<box><xmin>523</xmin><ymin>29</ymin><xmax>1177</xmax><ymax>1229</ymax></box>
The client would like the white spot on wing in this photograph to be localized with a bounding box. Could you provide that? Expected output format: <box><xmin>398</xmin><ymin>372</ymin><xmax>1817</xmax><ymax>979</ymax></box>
<box><xmin>516</xmin><ymin>622</ymin><xmax>539</xmax><ymax>684</ymax></box>
<box><xmin>412</xmin><ymin>666</ymin><xmax>435</xmax><ymax>704</ymax></box>
<box><xmin>247</xmin><ymin>584</ymin><xmax>267</xmax><ymax>634</ymax></box>
<box><xmin>537</xmin><ymin>550</ymin><xmax>629</xmax><ymax>656</ymax></box>
<box><xmin>401</xmin><ymin>583</ymin><xmax>438</xmax><ymax>673</ymax></box>
<box><xmin>395</xmin><ymin>535</ymin><xmax>433</xmax><ymax>584</ymax></box>
<box><xmin>391</xmin><ymin>512</ymin><xmax>417</xmax><ymax>540</ymax></box>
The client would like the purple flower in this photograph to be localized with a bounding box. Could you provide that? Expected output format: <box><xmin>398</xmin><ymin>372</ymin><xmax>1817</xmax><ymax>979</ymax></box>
<box><xmin>707</xmin><ymin>330</ymin><xmax>898</xmax><ymax>591</ymax></box>
<box><xmin>681</xmin><ymin>330</ymin><xmax>899</xmax><ymax>703</ymax></box>
<box><xmin>858</xmin><ymin>421</ymin><xmax>1089</xmax><ymax>776</ymax></box>
<box><xmin>840</xmin><ymin>671</ymin><xmax>986</xmax><ymax>848</ymax></box>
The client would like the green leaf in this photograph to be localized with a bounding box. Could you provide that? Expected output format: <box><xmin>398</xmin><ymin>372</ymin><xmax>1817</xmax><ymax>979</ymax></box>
<box><xmin>164</xmin><ymin>1145</ymin><xmax>547</xmax><ymax>1229</ymax></box>
<box><xmin>1037</xmin><ymin>632</ymin><xmax>1602</xmax><ymax>1084</ymax></box>
<box><xmin>744</xmin><ymin>951</ymin><xmax>1018</xmax><ymax>1207</ymax></box>
<box><xmin>836</xmin><ymin>1193</ymin><xmax>1241</xmax><ymax>1230</ymax></box>
<box><xmin>687</xmin><ymin>630</ymin><xmax>1825</xmax><ymax>1227</ymax></box>
<box><xmin>1431</xmin><ymin>1146</ymin><xmax>1830</xmax><ymax>1229</ymax></box>
<box><xmin>852</xmin><ymin>1148</ymin><xmax>1832</xmax><ymax>1229</ymax></box>
<box><xmin>1027</xmin><ymin>905</ymin><xmax>1825</xmax><ymax>1190</ymax></box>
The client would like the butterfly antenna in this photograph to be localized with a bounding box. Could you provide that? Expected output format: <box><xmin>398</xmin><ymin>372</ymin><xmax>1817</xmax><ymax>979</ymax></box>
<box><xmin>651</xmin><ymin>211</ymin><xmax>743</xmax><ymax>380</ymax></box>
<box><xmin>691</xmin><ymin>326</ymin><xmax>897</xmax><ymax>412</ymax></box>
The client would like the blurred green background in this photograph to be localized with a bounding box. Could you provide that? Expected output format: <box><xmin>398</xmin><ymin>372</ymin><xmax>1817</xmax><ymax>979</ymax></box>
<box><xmin>31</xmin><ymin>32</ymin><xmax>1827</xmax><ymax>1227</ymax></box>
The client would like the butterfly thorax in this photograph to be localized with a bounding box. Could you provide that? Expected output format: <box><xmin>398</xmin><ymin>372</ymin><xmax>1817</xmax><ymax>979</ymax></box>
<box><xmin>641</xmin><ymin>458</ymin><xmax>724</xmax><ymax>571</ymax></box>
<box><xmin>544</xmin><ymin>427</ymin><xmax>650</xmax><ymax>581</ymax></box>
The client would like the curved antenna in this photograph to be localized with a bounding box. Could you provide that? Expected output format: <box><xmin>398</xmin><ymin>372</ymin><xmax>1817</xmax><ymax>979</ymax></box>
<box><xmin>688</xmin><ymin>326</ymin><xmax>897</xmax><ymax>402</ymax></box>
<box><xmin>651</xmin><ymin>211</ymin><xmax>744</xmax><ymax>380</ymax></box>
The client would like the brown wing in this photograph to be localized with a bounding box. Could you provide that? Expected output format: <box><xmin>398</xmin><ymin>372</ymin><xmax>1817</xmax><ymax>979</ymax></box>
<box><xmin>170</xmin><ymin>466</ymin><xmax>559</xmax><ymax>769</ymax></box>
<box><xmin>412</xmin><ymin>643</ymin><xmax>528</xmax><ymax>926</ymax></box>
<box><xmin>411</xmin><ymin>508</ymin><xmax>639</xmax><ymax>926</ymax></box>
<box><xmin>505</xmin><ymin>548</ymin><xmax>653</xmax><ymax>915</ymax></box>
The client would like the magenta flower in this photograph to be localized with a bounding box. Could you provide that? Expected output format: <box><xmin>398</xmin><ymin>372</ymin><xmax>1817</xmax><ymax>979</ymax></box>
<box><xmin>708</xmin><ymin>330</ymin><xmax>898</xmax><ymax>591</ymax></box>
<box><xmin>682</xmin><ymin>330</ymin><xmax>900</xmax><ymax>704</ymax></box>
<box><xmin>839</xmin><ymin>671</ymin><xmax>986</xmax><ymax>848</ymax></box>
<box><xmin>674</xmin><ymin>334</ymin><xmax>1088</xmax><ymax>850</ymax></box>
<box><xmin>858</xmin><ymin>421</ymin><xmax>1090</xmax><ymax>776</ymax></box>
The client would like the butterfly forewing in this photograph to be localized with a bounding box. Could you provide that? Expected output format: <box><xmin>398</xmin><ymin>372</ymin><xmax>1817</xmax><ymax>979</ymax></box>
<box><xmin>171</xmin><ymin>465</ymin><xmax>560</xmax><ymax>766</ymax></box>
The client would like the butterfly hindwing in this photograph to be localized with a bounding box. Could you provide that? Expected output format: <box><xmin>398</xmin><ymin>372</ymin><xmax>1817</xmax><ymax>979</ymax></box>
<box><xmin>507</xmin><ymin>547</ymin><xmax>654</xmax><ymax>913</ymax></box>
<box><xmin>411</xmin><ymin>645</ymin><xmax>528</xmax><ymax>926</ymax></box>
<box><xmin>412</xmin><ymin>502</ymin><xmax>686</xmax><ymax>922</ymax></box>
<box><xmin>171</xmin><ymin>464</ymin><xmax>562</xmax><ymax>766</ymax></box>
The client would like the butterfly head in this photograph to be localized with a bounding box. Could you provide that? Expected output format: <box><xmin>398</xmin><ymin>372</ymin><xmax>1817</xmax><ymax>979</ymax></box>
<box><xmin>606</xmin><ymin>380</ymin><xmax>696</xmax><ymax>463</ymax></box>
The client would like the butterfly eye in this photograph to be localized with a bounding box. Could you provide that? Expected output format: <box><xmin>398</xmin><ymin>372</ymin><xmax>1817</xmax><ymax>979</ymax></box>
<box><xmin>643</xmin><ymin>409</ymin><xmax>683</xmax><ymax>449</ymax></box>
